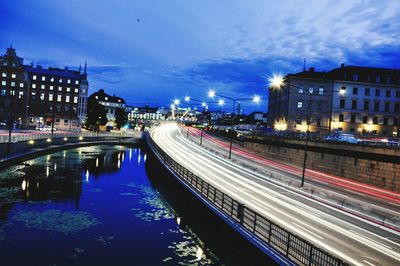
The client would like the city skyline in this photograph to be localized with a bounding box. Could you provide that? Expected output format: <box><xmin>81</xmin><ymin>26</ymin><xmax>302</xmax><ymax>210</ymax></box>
<box><xmin>1</xmin><ymin>0</ymin><xmax>400</xmax><ymax>111</ymax></box>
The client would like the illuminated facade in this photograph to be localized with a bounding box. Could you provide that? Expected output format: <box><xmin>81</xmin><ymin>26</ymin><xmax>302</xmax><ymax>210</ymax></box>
<box><xmin>268</xmin><ymin>65</ymin><xmax>400</xmax><ymax>136</ymax></box>
<box><xmin>0</xmin><ymin>46</ymin><xmax>88</xmax><ymax>130</ymax></box>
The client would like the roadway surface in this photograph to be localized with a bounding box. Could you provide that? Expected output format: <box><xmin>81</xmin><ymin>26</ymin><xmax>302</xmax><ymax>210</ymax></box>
<box><xmin>151</xmin><ymin>123</ymin><xmax>400</xmax><ymax>266</ymax></box>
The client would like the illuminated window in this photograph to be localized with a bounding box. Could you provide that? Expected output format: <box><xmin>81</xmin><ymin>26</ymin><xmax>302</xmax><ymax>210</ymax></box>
<box><xmin>19</xmin><ymin>83</ymin><xmax>23</xmax><ymax>88</ymax></box>
<box><xmin>41</xmin><ymin>84</ymin><xmax>45</xmax><ymax>89</ymax></box>
<box><xmin>11</xmin><ymin>73</ymin><xmax>16</xmax><ymax>78</ymax></box>
<box><xmin>40</xmin><ymin>93</ymin><xmax>45</xmax><ymax>100</ymax></box>
<box><xmin>66</xmin><ymin>95</ymin><xmax>70</xmax><ymax>103</ymax></box>
<box><xmin>105</xmin><ymin>97</ymin><xmax>108</xmax><ymax>100</ymax></box>
<box><xmin>33</xmin><ymin>75</ymin><xmax>37</xmax><ymax>80</ymax></box>
<box><xmin>11</xmin><ymin>82</ymin><xmax>15</xmax><ymax>87</ymax></box>
<box><xmin>74</xmin><ymin>88</ymin><xmax>79</xmax><ymax>93</ymax></box>
<box><xmin>42</xmin><ymin>76</ymin><xmax>46</xmax><ymax>81</ymax></box>
<box><xmin>1</xmin><ymin>81</ymin><xmax>5</xmax><ymax>86</ymax></box>
<box><xmin>58</xmin><ymin>87</ymin><xmax>62</xmax><ymax>91</ymax></box>
<box><xmin>50</xmin><ymin>77</ymin><xmax>54</xmax><ymax>82</ymax></box>
<box><xmin>49</xmin><ymin>94</ymin><xmax>53</xmax><ymax>101</ymax></box>
<box><xmin>1</xmin><ymin>89</ymin><xmax>6</xmax><ymax>96</ymax></box>
<box><xmin>1</xmin><ymin>73</ymin><xmax>6</xmax><ymax>77</ymax></box>
<box><xmin>32</xmin><ymin>83</ymin><xmax>36</xmax><ymax>88</ymax></box>
<box><xmin>59</xmin><ymin>78</ymin><xmax>63</xmax><ymax>83</ymax></box>
<box><xmin>31</xmin><ymin>91</ymin><xmax>36</xmax><ymax>95</ymax></box>
<box><xmin>73</xmin><ymin>96</ymin><xmax>78</xmax><ymax>103</ymax></box>
<box><xmin>318</xmin><ymin>87</ymin><xmax>324</xmax><ymax>95</ymax></box>
<box><xmin>18</xmin><ymin>91</ymin><xmax>24</xmax><ymax>99</ymax></box>
<box><xmin>57</xmin><ymin>95</ymin><xmax>62</xmax><ymax>102</ymax></box>
<box><xmin>66</xmin><ymin>87</ymin><xmax>70</xmax><ymax>92</ymax></box>
<box><xmin>75</xmin><ymin>80</ymin><xmax>79</xmax><ymax>85</ymax></box>
<box><xmin>50</xmin><ymin>86</ymin><xmax>53</xmax><ymax>90</ymax></box>
<box><xmin>297</xmin><ymin>101</ymin><xmax>303</xmax><ymax>108</ymax></box>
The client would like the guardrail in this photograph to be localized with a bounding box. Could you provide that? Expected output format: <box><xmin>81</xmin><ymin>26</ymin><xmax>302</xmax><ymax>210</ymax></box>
<box><xmin>0</xmin><ymin>131</ymin><xmax>141</xmax><ymax>143</ymax></box>
<box><xmin>147</xmin><ymin>133</ymin><xmax>349</xmax><ymax>266</ymax></box>
<box><xmin>0</xmin><ymin>132</ymin><xmax>142</xmax><ymax>165</ymax></box>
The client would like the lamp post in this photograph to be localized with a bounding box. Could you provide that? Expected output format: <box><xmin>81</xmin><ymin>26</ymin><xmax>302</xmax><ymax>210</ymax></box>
<box><xmin>269</xmin><ymin>75</ymin><xmax>346</xmax><ymax>187</ymax></box>
<box><xmin>208</xmin><ymin>90</ymin><xmax>260</xmax><ymax>159</ymax></box>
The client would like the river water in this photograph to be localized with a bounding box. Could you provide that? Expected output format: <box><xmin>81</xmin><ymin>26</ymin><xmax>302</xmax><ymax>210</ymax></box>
<box><xmin>0</xmin><ymin>145</ymin><xmax>274</xmax><ymax>265</ymax></box>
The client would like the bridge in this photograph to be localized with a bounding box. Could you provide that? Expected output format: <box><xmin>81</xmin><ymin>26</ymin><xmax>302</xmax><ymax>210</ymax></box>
<box><xmin>147</xmin><ymin>123</ymin><xmax>400</xmax><ymax>266</ymax></box>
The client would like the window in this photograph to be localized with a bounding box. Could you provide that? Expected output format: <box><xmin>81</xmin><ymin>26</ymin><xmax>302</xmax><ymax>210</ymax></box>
<box><xmin>297</xmin><ymin>100</ymin><xmax>303</xmax><ymax>108</ymax></box>
<box><xmin>40</xmin><ymin>93</ymin><xmax>45</xmax><ymax>101</ymax></box>
<box><xmin>50</xmin><ymin>86</ymin><xmax>53</xmax><ymax>90</ymax></box>
<box><xmin>339</xmin><ymin>114</ymin><xmax>344</xmax><ymax>122</ymax></box>
<box><xmin>353</xmin><ymin>74</ymin><xmax>358</xmax><ymax>81</ymax></box>
<box><xmin>33</xmin><ymin>75</ymin><xmax>37</xmax><ymax>80</ymax></box>
<box><xmin>365</xmin><ymin>88</ymin><xmax>370</xmax><ymax>96</ymax></box>
<box><xmin>105</xmin><ymin>96</ymin><xmax>109</xmax><ymax>101</ymax></box>
<box><xmin>375</xmin><ymin>89</ymin><xmax>380</xmax><ymax>96</ymax></box>
<box><xmin>308</xmin><ymin>87</ymin><xmax>314</xmax><ymax>94</ymax></box>
<box><xmin>31</xmin><ymin>91</ymin><xmax>36</xmax><ymax>96</ymax></box>
<box><xmin>396</xmin><ymin>91</ymin><xmax>400</xmax><ymax>98</ymax></box>
<box><xmin>41</xmin><ymin>84</ymin><xmax>45</xmax><ymax>89</ymax></box>
<box><xmin>363</xmin><ymin>116</ymin><xmax>368</xmax><ymax>123</ymax></box>
<box><xmin>1</xmin><ymin>81</ymin><xmax>5</xmax><ymax>86</ymax></box>
<box><xmin>352</xmin><ymin>100</ymin><xmax>357</xmax><ymax>110</ymax></box>
<box><xmin>64</xmin><ymin>119</ymin><xmax>69</xmax><ymax>125</ymax></box>
<box><xmin>66</xmin><ymin>95</ymin><xmax>70</xmax><ymax>103</ymax></box>
<box><xmin>383</xmin><ymin>117</ymin><xmax>389</xmax><ymax>125</ymax></box>
<box><xmin>373</xmin><ymin>117</ymin><xmax>378</xmax><ymax>124</ymax></box>
<box><xmin>351</xmin><ymin>115</ymin><xmax>356</xmax><ymax>123</ymax></box>
<box><xmin>318</xmin><ymin>87</ymin><xmax>324</xmax><ymax>95</ymax></box>
<box><xmin>19</xmin><ymin>83</ymin><xmax>23</xmax><ymax>88</ymax></box>
<box><xmin>57</xmin><ymin>95</ymin><xmax>62</xmax><ymax>102</ymax></box>
<box><xmin>1</xmin><ymin>73</ymin><xmax>6</xmax><ymax>77</ymax></box>
<box><xmin>340</xmin><ymin>99</ymin><xmax>345</xmax><ymax>108</ymax></box>
<box><xmin>18</xmin><ymin>91</ymin><xmax>23</xmax><ymax>99</ymax></box>
<box><xmin>1</xmin><ymin>89</ymin><xmax>6</xmax><ymax>96</ymax></box>
<box><xmin>395</xmin><ymin>103</ymin><xmax>400</xmax><ymax>113</ymax></box>
<box><xmin>387</xmin><ymin>77</ymin><xmax>391</xmax><ymax>84</ymax></box>
<box><xmin>58</xmin><ymin>87</ymin><xmax>62</xmax><ymax>91</ymax></box>
<box><xmin>385</xmin><ymin>102</ymin><xmax>390</xmax><ymax>112</ymax></box>
<box><xmin>59</xmin><ymin>78</ymin><xmax>63</xmax><ymax>83</ymax></box>
<box><xmin>32</xmin><ymin>83</ymin><xmax>36</xmax><ymax>89</ymax></box>
<box><xmin>74</xmin><ymin>88</ymin><xmax>79</xmax><ymax>93</ymax></box>
<box><xmin>376</xmin><ymin>76</ymin><xmax>381</xmax><ymax>83</ymax></box>
<box><xmin>75</xmin><ymin>80</ymin><xmax>79</xmax><ymax>85</ymax></box>
<box><xmin>353</xmin><ymin>87</ymin><xmax>358</xmax><ymax>95</ymax></box>
<box><xmin>364</xmin><ymin>101</ymin><xmax>369</xmax><ymax>111</ymax></box>
<box><xmin>50</xmin><ymin>77</ymin><xmax>54</xmax><ymax>82</ymax></box>
<box><xmin>73</xmin><ymin>96</ymin><xmax>78</xmax><ymax>103</ymax></box>
<box><xmin>66</xmin><ymin>87</ymin><xmax>70</xmax><ymax>92</ymax></box>
<box><xmin>11</xmin><ymin>73</ymin><xmax>16</xmax><ymax>78</ymax></box>
<box><xmin>298</xmin><ymin>87</ymin><xmax>303</xmax><ymax>94</ymax></box>
<box><xmin>317</xmin><ymin>118</ymin><xmax>321</xmax><ymax>126</ymax></box>
<box><xmin>386</xmin><ymin>90</ymin><xmax>391</xmax><ymax>97</ymax></box>
<box><xmin>374</xmin><ymin>101</ymin><xmax>380</xmax><ymax>111</ymax></box>
<box><xmin>42</xmin><ymin>76</ymin><xmax>45</xmax><ymax>81</ymax></box>
<box><xmin>49</xmin><ymin>94</ymin><xmax>53</xmax><ymax>101</ymax></box>
<box><xmin>67</xmin><ymin>79</ymin><xmax>71</xmax><ymax>84</ymax></box>
<box><xmin>11</xmin><ymin>82</ymin><xmax>15</xmax><ymax>87</ymax></box>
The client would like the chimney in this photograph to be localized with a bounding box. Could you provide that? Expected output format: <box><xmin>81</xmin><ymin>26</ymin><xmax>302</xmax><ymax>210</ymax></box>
<box><xmin>309</xmin><ymin>67</ymin><xmax>315</xmax><ymax>73</ymax></box>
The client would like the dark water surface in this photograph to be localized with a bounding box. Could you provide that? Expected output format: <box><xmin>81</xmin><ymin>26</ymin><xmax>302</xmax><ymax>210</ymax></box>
<box><xmin>0</xmin><ymin>145</ymin><xmax>274</xmax><ymax>266</ymax></box>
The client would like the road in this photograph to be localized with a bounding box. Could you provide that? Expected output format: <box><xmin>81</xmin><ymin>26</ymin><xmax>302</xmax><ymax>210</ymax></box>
<box><xmin>151</xmin><ymin>123</ymin><xmax>400</xmax><ymax>266</ymax></box>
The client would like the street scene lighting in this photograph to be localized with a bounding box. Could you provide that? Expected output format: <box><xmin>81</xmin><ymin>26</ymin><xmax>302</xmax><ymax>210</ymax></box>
<box><xmin>253</xmin><ymin>95</ymin><xmax>261</xmax><ymax>104</ymax></box>
<box><xmin>174</xmin><ymin>99</ymin><xmax>180</xmax><ymax>105</ymax></box>
<box><xmin>268</xmin><ymin>74</ymin><xmax>284</xmax><ymax>89</ymax></box>
<box><xmin>184</xmin><ymin>96</ymin><xmax>190</xmax><ymax>102</ymax></box>
<box><xmin>208</xmin><ymin>90</ymin><xmax>216</xmax><ymax>98</ymax></box>
<box><xmin>218</xmin><ymin>99</ymin><xmax>225</xmax><ymax>106</ymax></box>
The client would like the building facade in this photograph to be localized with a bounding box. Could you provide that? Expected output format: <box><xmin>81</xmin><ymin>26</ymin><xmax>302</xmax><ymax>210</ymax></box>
<box><xmin>0</xmin><ymin>47</ymin><xmax>88</xmax><ymax>130</ymax></box>
<box><xmin>268</xmin><ymin>65</ymin><xmax>400</xmax><ymax>137</ymax></box>
<box><xmin>91</xmin><ymin>89</ymin><xmax>126</xmax><ymax>129</ymax></box>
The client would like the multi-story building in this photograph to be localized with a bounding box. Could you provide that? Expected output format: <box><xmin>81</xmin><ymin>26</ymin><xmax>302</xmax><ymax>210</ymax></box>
<box><xmin>128</xmin><ymin>105</ymin><xmax>166</xmax><ymax>121</ymax></box>
<box><xmin>329</xmin><ymin>65</ymin><xmax>400</xmax><ymax>136</ymax></box>
<box><xmin>268</xmin><ymin>65</ymin><xmax>400</xmax><ymax>137</ymax></box>
<box><xmin>0</xmin><ymin>46</ymin><xmax>88</xmax><ymax>130</ymax></box>
<box><xmin>90</xmin><ymin>89</ymin><xmax>126</xmax><ymax>129</ymax></box>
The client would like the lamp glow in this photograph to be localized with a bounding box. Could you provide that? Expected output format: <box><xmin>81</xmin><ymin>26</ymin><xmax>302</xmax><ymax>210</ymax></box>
<box><xmin>253</xmin><ymin>95</ymin><xmax>261</xmax><ymax>104</ymax></box>
<box><xmin>208</xmin><ymin>89</ymin><xmax>216</xmax><ymax>98</ymax></box>
<box><xmin>268</xmin><ymin>74</ymin><xmax>284</xmax><ymax>89</ymax></box>
<box><xmin>184</xmin><ymin>96</ymin><xmax>190</xmax><ymax>102</ymax></box>
<box><xmin>218</xmin><ymin>99</ymin><xmax>224</xmax><ymax>106</ymax></box>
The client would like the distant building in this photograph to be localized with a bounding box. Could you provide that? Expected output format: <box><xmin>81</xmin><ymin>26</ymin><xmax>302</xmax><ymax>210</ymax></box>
<box><xmin>128</xmin><ymin>105</ymin><xmax>166</xmax><ymax>121</ymax></box>
<box><xmin>90</xmin><ymin>89</ymin><xmax>126</xmax><ymax>129</ymax></box>
<box><xmin>0</xmin><ymin>46</ymin><xmax>88</xmax><ymax>130</ymax></box>
<box><xmin>268</xmin><ymin>65</ymin><xmax>400</xmax><ymax>136</ymax></box>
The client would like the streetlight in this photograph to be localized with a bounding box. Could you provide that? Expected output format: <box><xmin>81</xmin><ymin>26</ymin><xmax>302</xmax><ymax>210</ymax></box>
<box><xmin>269</xmin><ymin>74</ymin><xmax>346</xmax><ymax>187</ymax></box>
<box><xmin>208</xmin><ymin>89</ymin><xmax>261</xmax><ymax>159</ymax></box>
<box><xmin>8</xmin><ymin>90</ymin><xmax>15</xmax><ymax>143</ymax></box>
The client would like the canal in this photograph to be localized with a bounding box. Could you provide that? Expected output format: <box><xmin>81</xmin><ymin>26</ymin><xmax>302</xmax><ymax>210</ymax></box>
<box><xmin>0</xmin><ymin>145</ymin><xmax>275</xmax><ymax>265</ymax></box>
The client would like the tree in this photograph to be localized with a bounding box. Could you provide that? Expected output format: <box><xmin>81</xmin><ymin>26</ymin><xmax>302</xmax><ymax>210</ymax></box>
<box><xmin>115</xmin><ymin>108</ymin><xmax>127</xmax><ymax>129</ymax></box>
<box><xmin>85</xmin><ymin>96</ymin><xmax>107</xmax><ymax>131</ymax></box>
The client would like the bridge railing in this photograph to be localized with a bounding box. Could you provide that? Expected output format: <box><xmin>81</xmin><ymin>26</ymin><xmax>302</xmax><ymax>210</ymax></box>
<box><xmin>147</xmin><ymin>134</ymin><xmax>349</xmax><ymax>266</ymax></box>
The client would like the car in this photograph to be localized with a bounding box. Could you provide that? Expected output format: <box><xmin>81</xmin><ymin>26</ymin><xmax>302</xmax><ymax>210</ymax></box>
<box><xmin>336</xmin><ymin>134</ymin><xmax>360</xmax><ymax>144</ymax></box>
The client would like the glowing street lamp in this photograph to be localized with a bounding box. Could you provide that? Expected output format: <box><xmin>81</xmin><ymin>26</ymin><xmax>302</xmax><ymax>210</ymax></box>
<box><xmin>268</xmin><ymin>74</ymin><xmax>284</xmax><ymax>89</ymax></box>
<box><xmin>174</xmin><ymin>99</ymin><xmax>180</xmax><ymax>105</ymax></box>
<box><xmin>184</xmin><ymin>96</ymin><xmax>190</xmax><ymax>102</ymax></box>
<box><xmin>218</xmin><ymin>99</ymin><xmax>225</xmax><ymax>106</ymax></box>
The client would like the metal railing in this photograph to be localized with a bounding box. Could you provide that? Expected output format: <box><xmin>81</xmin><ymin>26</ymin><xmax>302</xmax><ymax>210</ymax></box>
<box><xmin>147</xmin><ymin>134</ymin><xmax>349</xmax><ymax>266</ymax></box>
<box><xmin>0</xmin><ymin>133</ymin><xmax>142</xmax><ymax>164</ymax></box>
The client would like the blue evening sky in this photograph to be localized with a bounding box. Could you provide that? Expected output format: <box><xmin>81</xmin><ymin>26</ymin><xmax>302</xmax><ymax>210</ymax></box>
<box><xmin>1</xmin><ymin>0</ymin><xmax>399</xmax><ymax>112</ymax></box>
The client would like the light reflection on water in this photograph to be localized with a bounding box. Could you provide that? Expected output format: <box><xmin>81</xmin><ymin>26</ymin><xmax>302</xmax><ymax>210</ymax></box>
<box><xmin>0</xmin><ymin>145</ymin><xmax>218</xmax><ymax>265</ymax></box>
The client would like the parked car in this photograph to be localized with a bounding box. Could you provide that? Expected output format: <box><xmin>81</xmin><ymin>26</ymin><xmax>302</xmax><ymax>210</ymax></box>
<box><xmin>336</xmin><ymin>134</ymin><xmax>360</xmax><ymax>144</ymax></box>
